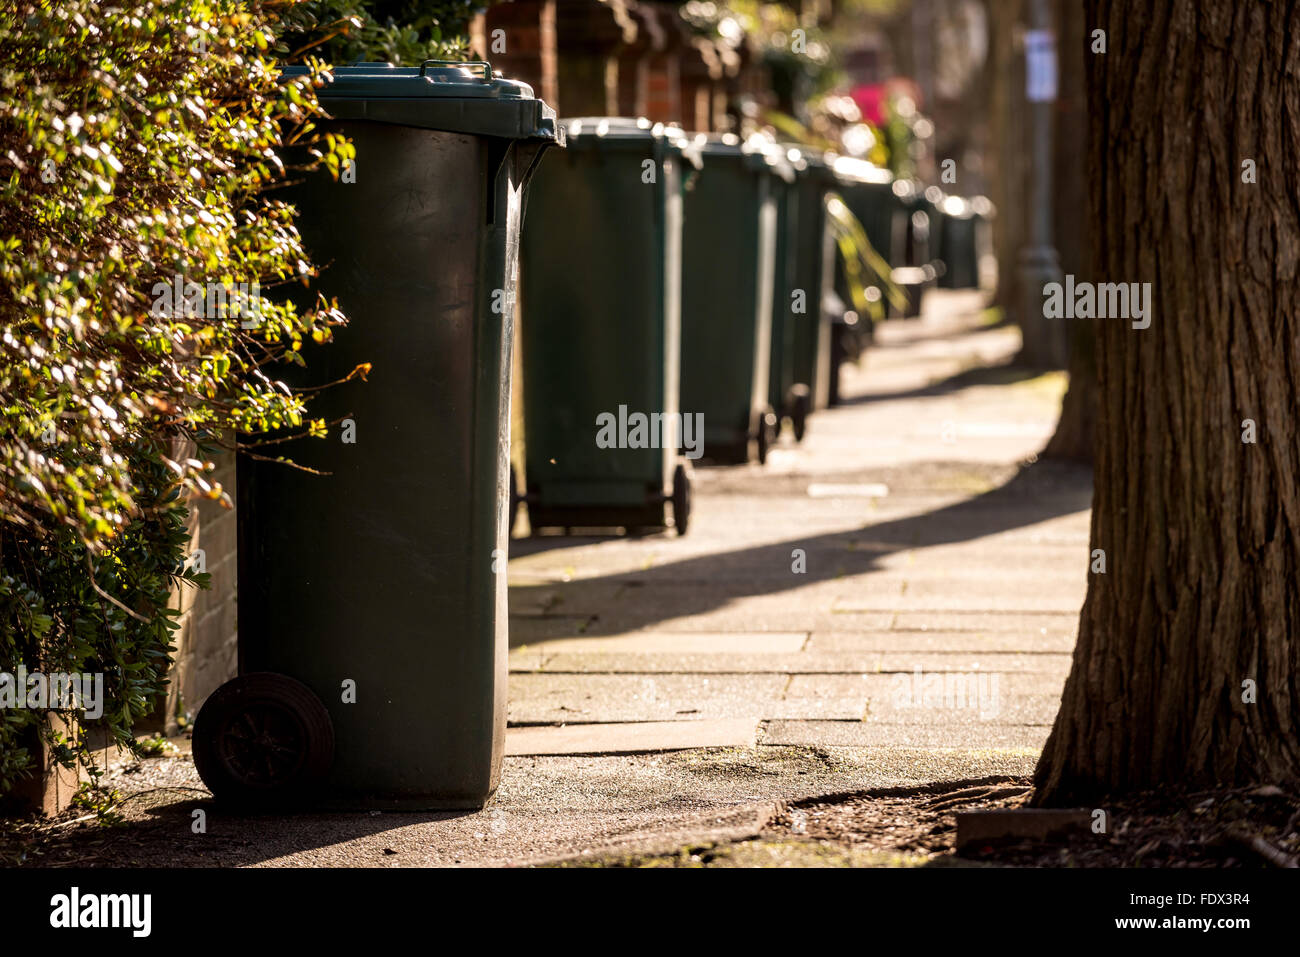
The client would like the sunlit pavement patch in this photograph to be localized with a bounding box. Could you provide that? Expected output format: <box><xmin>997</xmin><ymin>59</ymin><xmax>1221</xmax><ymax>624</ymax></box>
<box><xmin>760</xmin><ymin>720</ymin><xmax>1050</xmax><ymax>749</ymax></box>
<box><xmin>514</xmin><ymin>631</ymin><xmax>808</xmax><ymax>654</ymax></box>
<box><xmin>506</xmin><ymin>718</ymin><xmax>760</xmax><ymax>756</ymax></box>
<box><xmin>807</xmin><ymin>482</ymin><xmax>891</xmax><ymax>498</ymax></box>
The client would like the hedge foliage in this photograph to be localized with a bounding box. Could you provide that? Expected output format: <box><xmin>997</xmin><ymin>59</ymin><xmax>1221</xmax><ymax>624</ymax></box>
<box><xmin>276</xmin><ymin>0</ymin><xmax>479</xmax><ymax>64</ymax></box>
<box><xmin>0</xmin><ymin>0</ymin><xmax>352</xmax><ymax>799</ymax></box>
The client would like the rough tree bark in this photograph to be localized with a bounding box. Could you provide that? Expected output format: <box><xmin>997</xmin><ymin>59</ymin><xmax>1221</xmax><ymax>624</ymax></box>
<box><xmin>1033</xmin><ymin>0</ymin><xmax>1300</xmax><ymax>804</ymax></box>
<box><xmin>1041</xmin><ymin>0</ymin><xmax>1096</xmax><ymax>462</ymax></box>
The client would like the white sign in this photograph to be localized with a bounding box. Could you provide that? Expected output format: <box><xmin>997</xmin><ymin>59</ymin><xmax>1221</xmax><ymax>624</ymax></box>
<box><xmin>1025</xmin><ymin>29</ymin><xmax>1058</xmax><ymax>102</ymax></box>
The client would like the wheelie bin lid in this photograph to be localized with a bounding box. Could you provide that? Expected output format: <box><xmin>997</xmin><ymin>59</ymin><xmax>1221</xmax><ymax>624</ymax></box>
<box><xmin>782</xmin><ymin>145</ymin><xmax>843</xmax><ymax>184</ymax></box>
<box><xmin>688</xmin><ymin>132</ymin><xmax>795</xmax><ymax>179</ymax></box>
<box><xmin>892</xmin><ymin>177</ymin><xmax>926</xmax><ymax>206</ymax></box>
<box><xmin>560</xmin><ymin>117</ymin><xmax>701</xmax><ymax>167</ymax></box>
<box><xmin>782</xmin><ymin>145</ymin><xmax>818</xmax><ymax>171</ymax></box>
<box><xmin>929</xmin><ymin>193</ymin><xmax>969</xmax><ymax>220</ymax></box>
<box><xmin>755</xmin><ymin>135</ymin><xmax>797</xmax><ymax>184</ymax></box>
<box><xmin>279</xmin><ymin>61</ymin><xmax>564</xmax><ymax>144</ymax></box>
<box><xmin>786</xmin><ymin>146</ymin><xmax>845</xmax><ymax>187</ymax></box>
<box><xmin>830</xmin><ymin>155</ymin><xmax>893</xmax><ymax>186</ymax></box>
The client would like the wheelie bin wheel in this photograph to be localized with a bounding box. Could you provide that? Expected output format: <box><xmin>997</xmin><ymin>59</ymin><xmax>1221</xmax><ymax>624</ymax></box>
<box><xmin>789</xmin><ymin>385</ymin><xmax>811</xmax><ymax>442</ymax></box>
<box><xmin>828</xmin><ymin>326</ymin><xmax>846</xmax><ymax>407</ymax></box>
<box><xmin>192</xmin><ymin>672</ymin><xmax>334</xmax><ymax>807</ymax></box>
<box><xmin>671</xmin><ymin>463</ymin><xmax>692</xmax><ymax>536</ymax></box>
<box><xmin>508</xmin><ymin>465</ymin><xmax>522</xmax><ymax>538</ymax></box>
<box><xmin>756</xmin><ymin>407</ymin><xmax>779</xmax><ymax>464</ymax></box>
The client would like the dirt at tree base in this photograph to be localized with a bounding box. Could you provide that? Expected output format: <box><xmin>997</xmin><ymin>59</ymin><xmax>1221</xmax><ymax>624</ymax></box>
<box><xmin>590</xmin><ymin>778</ymin><xmax>1300</xmax><ymax>868</ymax></box>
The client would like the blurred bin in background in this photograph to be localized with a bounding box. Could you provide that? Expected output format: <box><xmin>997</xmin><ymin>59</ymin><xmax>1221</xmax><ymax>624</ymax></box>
<box><xmin>934</xmin><ymin>192</ymin><xmax>995</xmax><ymax>291</ymax></box>
<box><xmin>679</xmin><ymin>133</ymin><xmax>785</xmax><ymax>464</ymax></box>
<box><xmin>824</xmin><ymin>156</ymin><xmax>893</xmax><ymax>405</ymax></box>
<box><xmin>785</xmin><ymin>148</ymin><xmax>839</xmax><ymax>418</ymax></box>
<box><xmin>763</xmin><ymin>143</ymin><xmax>806</xmax><ymax>442</ymax></box>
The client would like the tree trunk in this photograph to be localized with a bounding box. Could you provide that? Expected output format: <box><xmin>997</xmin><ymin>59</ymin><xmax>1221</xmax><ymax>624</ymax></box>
<box><xmin>1041</xmin><ymin>0</ymin><xmax>1095</xmax><ymax>462</ymax></box>
<box><xmin>1033</xmin><ymin>0</ymin><xmax>1300</xmax><ymax>804</ymax></box>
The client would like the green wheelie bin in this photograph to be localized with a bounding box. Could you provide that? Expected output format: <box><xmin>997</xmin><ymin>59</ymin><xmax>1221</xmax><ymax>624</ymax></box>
<box><xmin>889</xmin><ymin>178</ymin><xmax>936</xmax><ymax>319</ymax></box>
<box><xmin>824</xmin><ymin>156</ymin><xmax>892</xmax><ymax>405</ymax></box>
<box><xmin>935</xmin><ymin>193</ymin><xmax>994</xmax><ymax>290</ymax></box>
<box><xmin>680</xmin><ymin>133</ymin><xmax>782</xmax><ymax>464</ymax></box>
<box><xmin>832</xmin><ymin>156</ymin><xmax>898</xmax><ymax>270</ymax></box>
<box><xmin>934</xmin><ymin>191</ymin><xmax>970</xmax><ymax>288</ymax></box>
<box><xmin>783</xmin><ymin>147</ymin><xmax>837</xmax><ymax>420</ymax></box>
<box><xmin>763</xmin><ymin>145</ymin><xmax>804</xmax><ymax>443</ymax></box>
<box><xmin>518</xmin><ymin>117</ymin><xmax>698</xmax><ymax>535</ymax></box>
<box><xmin>893</xmin><ymin>178</ymin><xmax>932</xmax><ymax>268</ymax></box>
<box><xmin>192</xmin><ymin>62</ymin><xmax>562</xmax><ymax>810</ymax></box>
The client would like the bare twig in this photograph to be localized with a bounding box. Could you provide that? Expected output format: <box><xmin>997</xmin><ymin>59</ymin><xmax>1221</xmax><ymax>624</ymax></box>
<box><xmin>237</xmin><ymin>450</ymin><xmax>332</xmax><ymax>475</ymax></box>
<box><xmin>85</xmin><ymin>555</ymin><xmax>151</xmax><ymax>624</ymax></box>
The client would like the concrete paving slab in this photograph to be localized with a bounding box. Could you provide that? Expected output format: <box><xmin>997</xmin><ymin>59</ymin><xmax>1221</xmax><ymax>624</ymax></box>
<box><xmin>581</xmin><ymin>611</ymin><xmax>836</xmax><ymax>636</ymax></box>
<box><xmin>762</xmin><ymin>698</ymin><xmax>869</xmax><ymax>720</ymax></box>
<box><xmin>510</xmin><ymin>582</ymin><xmax>857</xmax><ymax>636</ymax></box>
<box><xmin>888</xmin><ymin>611</ymin><xmax>1077</xmax><ymax>634</ymax></box>
<box><xmin>761</xmin><ymin>720</ymin><xmax>1051</xmax><ymax>749</ymax></box>
<box><xmin>897</xmin><ymin>552</ymin><xmax>1091</xmax><ymax>578</ymax></box>
<box><xmin>787</xmin><ymin>672</ymin><xmax>1066</xmax><ymax>699</ymax></box>
<box><xmin>533</xmin><ymin>651</ymin><xmax>1073</xmax><ymax>675</ymax></box>
<box><xmin>864</xmin><ymin>694</ymin><xmax>1063</xmax><ymax>725</ymax></box>
<box><xmin>509</xmin><ymin>582</ymin><xmax>636</xmax><ymax>617</ymax></box>
<box><xmin>508</xmin><ymin>616</ymin><xmax>595</xmax><ymax>646</ymax></box>
<box><xmin>785</xmin><ymin>675</ymin><xmax>1062</xmax><ymax>724</ymax></box>
<box><xmin>507</xmin><ymin>652</ymin><xmax>548</xmax><ymax>672</ymax></box>
<box><xmin>506</xmin><ymin>718</ymin><xmax>760</xmax><ymax>756</ymax></box>
<box><xmin>508</xmin><ymin>673</ymin><xmax>788</xmax><ymax>723</ymax></box>
<box><xmin>571</xmin><ymin>610</ymin><xmax>897</xmax><ymax>634</ymax></box>
<box><xmin>515</xmin><ymin>631</ymin><xmax>808</xmax><ymax>654</ymax></box>
<box><xmin>833</xmin><ymin>590</ymin><xmax>1084</xmax><ymax>614</ymax></box>
<box><xmin>810</xmin><ymin>630</ymin><xmax>1076</xmax><ymax>653</ymax></box>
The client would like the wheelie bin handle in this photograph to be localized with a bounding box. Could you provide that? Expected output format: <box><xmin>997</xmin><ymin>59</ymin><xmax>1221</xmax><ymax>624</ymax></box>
<box><xmin>419</xmin><ymin>59</ymin><xmax>493</xmax><ymax>80</ymax></box>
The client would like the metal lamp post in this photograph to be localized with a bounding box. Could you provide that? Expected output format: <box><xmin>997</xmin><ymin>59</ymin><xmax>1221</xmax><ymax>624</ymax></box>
<box><xmin>1018</xmin><ymin>0</ymin><xmax>1065</xmax><ymax>367</ymax></box>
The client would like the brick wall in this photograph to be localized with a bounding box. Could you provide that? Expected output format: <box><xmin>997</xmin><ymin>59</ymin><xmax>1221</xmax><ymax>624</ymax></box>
<box><xmin>476</xmin><ymin>0</ymin><xmax>740</xmax><ymax>132</ymax></box>
<box><xmin>164</xmin><ymin>450</ymin><xmax>239</xmax><ymax>733</ymax></box>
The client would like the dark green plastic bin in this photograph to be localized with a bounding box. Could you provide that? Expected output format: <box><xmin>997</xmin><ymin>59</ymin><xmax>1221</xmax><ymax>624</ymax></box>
<box><xmin>824</xmin><ymin>157</ymin><xmax>893</xmax><ymax>404</ymax></box>
<box><xmin>680</xmin><ymin>134</ymin><xmax>782</xmax><ymax>464</ymax></box>
<box><xmin>935</xmin><ymin>193</ymin><xmax>993</xmax><ymax>290</ymax></box>
<box><xmin>518</xmin><ymin>117</ymin><xmax>697</xmax><ymax>534</ymax></box>
<box><xmin>783</xmin><ymin>148</ymin><xmax>837</xmax><ymax>418</ymax></box>
<box><xmin>763</xmin><ymin>145</ymin><xmax>804</xmax><ymax>442</ymax></box>
<box><xmin>192</xmin><ymin>62</ymin><xmax>562</xmax><ymax>811</ymax></box>
<box><xmin>832</xmin><ymin>156</ymin><xmax>899</xmax><ymax>269</ymax></box>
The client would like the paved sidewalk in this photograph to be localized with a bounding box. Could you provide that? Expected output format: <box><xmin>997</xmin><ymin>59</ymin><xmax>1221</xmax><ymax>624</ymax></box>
<box><xmin>19</xmin><ymin>290</ymin><xmax>1091</xmax><ymax>867</ymax></box>
<box><xmin>507</xmin><ymin>290</ymin><xmax>1083</xmax><ymax>757</ymax></box>
<box><xmin>480</xmin><ymin>290</ymin><xmax>1090</xmax><ymax>865</ymax></box>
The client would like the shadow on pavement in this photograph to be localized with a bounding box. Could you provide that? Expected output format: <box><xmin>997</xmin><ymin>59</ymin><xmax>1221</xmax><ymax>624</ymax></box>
<box><xmin>9</xmin><ymin>795</ymin><xmax>478</xmax><ymax>867</ymax></box>
<box><xmin>833</xmin><ymin>358</ymin><xmax>1046</xmax><ymax>408</ymax></box>
<box><xmin>509</xmin><ymin>458</ymin><xmax>1092</xmax><ymax>640</ymax></box>
<box><xmin>509</xmin><ymin>527</ymin><xmax>675</xmax><ymax>558</ymax></box>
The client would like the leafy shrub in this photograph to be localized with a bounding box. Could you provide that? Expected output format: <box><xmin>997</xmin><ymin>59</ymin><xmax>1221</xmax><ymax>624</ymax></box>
<box><xmin>0</xmin><ymin>0</ymin><xmax>350</xmax><ymax>800</ymax></box>
<box><xmin>276</xmin><ymin>0</ymin><xmax>481</xmax><ymax>64</ymax></box>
